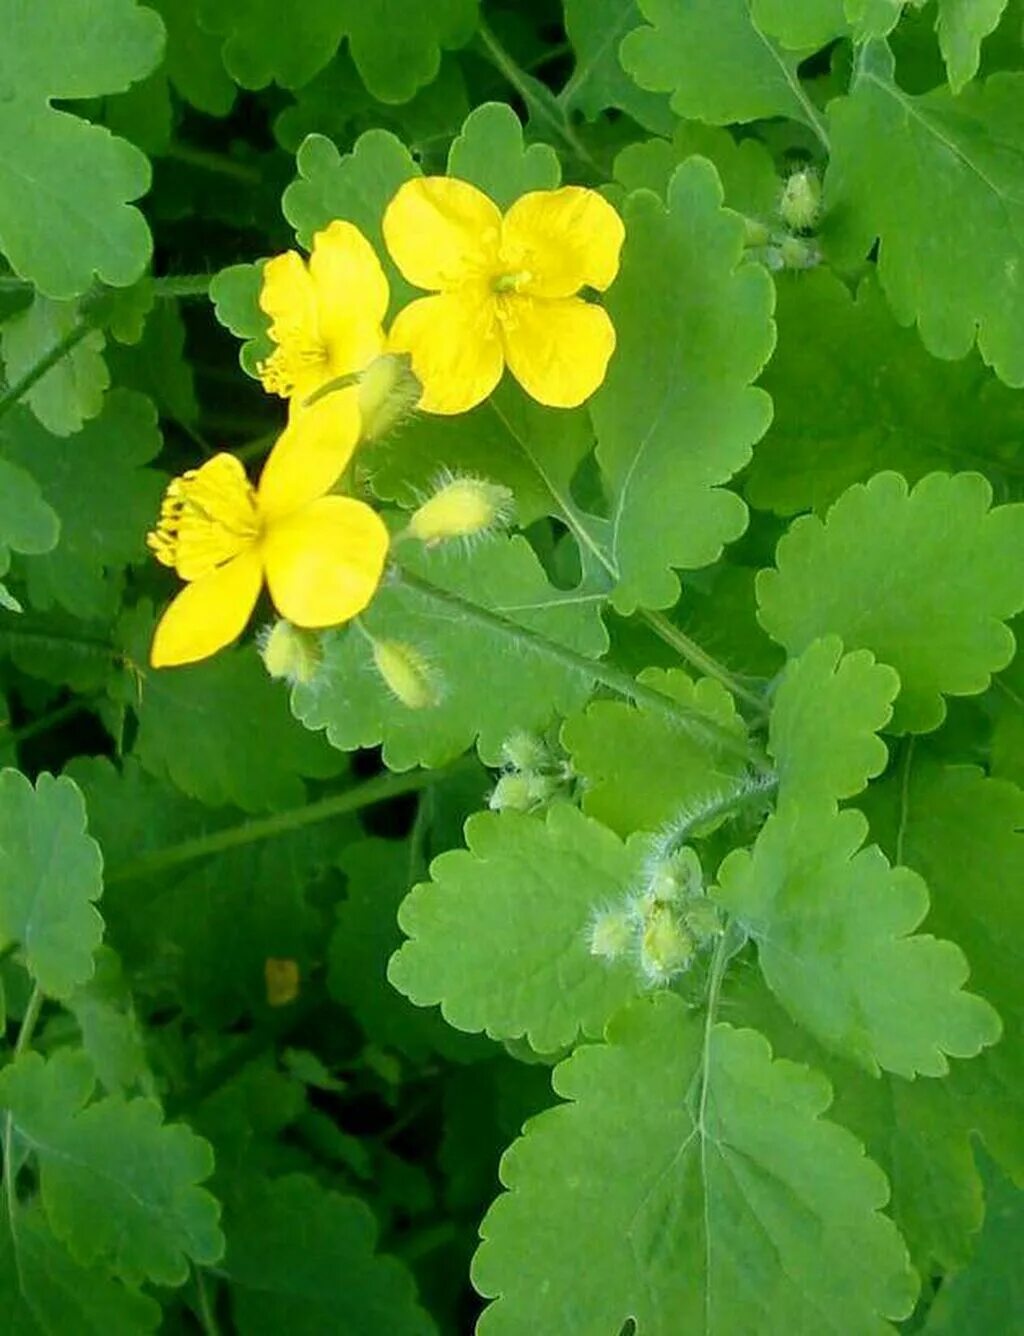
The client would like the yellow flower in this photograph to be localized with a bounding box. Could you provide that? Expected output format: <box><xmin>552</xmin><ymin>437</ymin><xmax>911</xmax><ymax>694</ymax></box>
<box><xmin>383</xmin><ymin>178</ymin><xmax>625</xmax><ymax>414</ymax></box>
<box><xmin>147</xmin><ymin>395</ymin><xmax>389</xmax><ymax>668</ymax></box>
<box><xmin>257</xmin><ymin>219</ymin><xmax>389</xmax><ymax>423</ymax></box>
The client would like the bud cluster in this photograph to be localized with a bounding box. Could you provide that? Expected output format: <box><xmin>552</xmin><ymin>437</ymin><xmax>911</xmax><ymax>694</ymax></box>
<box><xmin>588</xmin><ymin>844</ymin><xmax>722</xmax><ymax>988</ymax></box>
<box><xmin>745</xmin><ymin>164</ymin><xmax>823</xmax><ymax>273</ymax></box>
<box><xmin>488</xmin><ymin>731</ymin><xmax>574</xmax><ymax>814</ymax></box>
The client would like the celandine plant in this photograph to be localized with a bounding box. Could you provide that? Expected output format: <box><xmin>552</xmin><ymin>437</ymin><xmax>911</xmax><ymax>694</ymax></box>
<box><xmin>0</xmin><ymin>1</ymin><xmax>1022</xmax><ymax>1332</ymax></box>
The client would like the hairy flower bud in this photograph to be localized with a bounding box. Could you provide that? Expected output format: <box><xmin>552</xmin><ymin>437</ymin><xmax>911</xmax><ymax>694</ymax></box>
<box><xmin>488</xmin><ymin>771</ymin><xmax>556</xmax><ymax>813</ymax></box>
<box><xmin>407</xmin><ymin>475</ymin><xmax>513</xmax><ymax>547</ymax></box>
<box><xmin>639</xmin><ymin>906</ymin><xmax>694</xmax><ymax>986</ymax></box>
<box><xmin>779</xmin><ymin>168</ymin><xmax>822</xmax><ymax>232</ymax></box>
<box><xmin>371</xmin><ymin>638</ymin><xmax>440</xmax><ymax>710</ymax></box>
<box><xmin>588</xmin><ymin>907</ymin><xmax>634</xmax><ymax>962</ymax></box>
<box><xmin>258</xmin><ymin>619</ymin><xmax>322</xmax><ymax>685</ymax></box>
<box><xmin>357</xmin><ymin>352</ymin><xmax>421</xmax><ymax>442</ymax></box>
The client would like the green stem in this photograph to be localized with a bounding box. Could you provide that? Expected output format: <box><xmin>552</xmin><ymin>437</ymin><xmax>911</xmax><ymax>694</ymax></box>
<box><xmin>3</xmin><ymin>697</ymin><xmax>92</xmax><ymax>748</ymax></box>
<box><xmin>3</xmin><ymin>986</ymin><xmax>44</xmax><ymax>1223</ymax></box>
<box><xmin>659</xmin><ymin>772</ymin><xmax>778</xmax><ymax>858</ymax></box>
<box><xmin>106</xmin><ymin>765</ymin><xmax>464</xmax><ymax>885</ymax></box>
<box><xmin>0</xmin><ymin>320</ymin><xmax>93</xmax><ymax>422</ymax></box>
<box><xmin>151</xmin><ymin>274</ymin><xmax>214</xmax><ymax>299</ymax></box>
<box><xmin>166</xmin><ymin>143</ymin><xmax>261</xmax><ymax>185</ymax></box>
<box><xmin>476</xmin><ymin>18</ymin><xmax>601</xmax><ymax>175</ymax></box>
<box><xmin>193</xmin><ymin>1267</ymin><xmax>222</xmax><ymax>1336</ymax></box>
<box><xmin>394</xmin><ymin>568</ymin><xmax>769</xmax><ymax>769</ymax></box>
<box><xmin>641</xmin><ymin>610</ymin><xmax>767</xmax><ymax>715</ymax></box>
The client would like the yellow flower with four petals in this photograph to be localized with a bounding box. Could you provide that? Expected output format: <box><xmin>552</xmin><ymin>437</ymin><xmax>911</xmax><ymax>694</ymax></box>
<box><xmin>147</xmin><ymin>395</ymin><xmax>389</xmax><ymax>667</ymax></box>
<box><xmin>383</xmin><ymin>178</ymin><xmax>625</xmax><ymax>414</ymax></box>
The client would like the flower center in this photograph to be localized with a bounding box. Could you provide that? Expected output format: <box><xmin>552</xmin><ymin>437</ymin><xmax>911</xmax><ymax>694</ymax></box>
<box><xmin>257</xmin><ymin>326</ymin><xmax>329</xmax><ymax>399</ymax></box>
<box><xmin>147</xmin><ymin>453</ymin><xmax>260</xmax><ymax>582</ymax></box>
<box><xmin>491</xmin><ymin>269</ymin><xmax>532</xmax><ymax>294</ymax></box>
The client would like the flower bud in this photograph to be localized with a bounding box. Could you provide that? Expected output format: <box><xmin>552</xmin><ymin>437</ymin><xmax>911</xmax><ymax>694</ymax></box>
<box><xmin>639</xmin><ymin>905</ymin><xmax>694</xmax><ymax>986</ymax></box>
<box><xmin>488</xmin><ymin>771</ymin><xmax>557</xmax><ymax>813</ymax></box>
<box><xmin>644</xmin><ymin>845</ymin><xmax>703</xmax><ymax>907</ymax></box>
<box><xmin>777</xmin><ymin>234</ymin><xmax>821</xmax><ymax>270</ymax></box>
<box><xmin>779</xmin><ymin>168</ymin><xmax>822</xmax><ymax>232</ymax></box>
<box><xmin>357</xmin><ymin>353</ymin><xmax>421</xmax><ymax>442</ymax></box>
<box><xmin>588</xmin><ymin>907</ymin><xmax>634</xmax><ymax>962</ymax></box>
<box><xmin>500</xmin><ymin>730</ymin><xmax>549</xmax><ymax>774</ymax></box>
<box><xmin>407</xmin><ymin>475</ymin><xmax>513</xmax><ymax>547</ymax></box>
<box><xmin>371</xmin><ymin>638</ymin><xmax>440</xmax><ymax>710</ymax></box>
<box><xmin>258</xmin><ymin>619</ymin><xmax>322</xmax><ymax>685</ymax></box>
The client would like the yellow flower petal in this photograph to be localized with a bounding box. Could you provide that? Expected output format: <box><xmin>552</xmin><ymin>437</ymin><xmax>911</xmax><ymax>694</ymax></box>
<box><xmin>383</xmin><ymin>177</ymin><xmax>502</xmax><ymax>291</ymax></box>
<box><xmin>150</xmin><ymin>547</ymin><xmax>264</xmax><ymax>668</ymax></box>
<box><xmin>309</xmin><ymin>221</ymin><xmax>388</xmax><ymax>375</ymax></box>
<box><xmin>388</xmin><ymin>292</ymin><xmax>503</xmax><ymax>415</ymax></box>
<box><xmin>256</xmin><ymin>388</ymin><xmax>362</xmax><ymax>521</ymax></box>
<box><xmin>501</xmin><ymin>187</ymin><xmax>625</xmax><ymax>298</ymax></box>
<box><xmin>501</xmin><ymin>296</ymin><xmax>616</xmax><ymax>408</ymax></box>
<box><xmin>263</xmin><ymin>496</ymin><xmax>389</xmax><ymax>628</ymax></box>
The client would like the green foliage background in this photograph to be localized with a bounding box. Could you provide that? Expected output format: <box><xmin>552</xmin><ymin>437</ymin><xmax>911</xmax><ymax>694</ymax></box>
<box><xmin>1</xmin><ymin>0</ymin><xmax>1023</xmax><ymax>1331</ymax></box>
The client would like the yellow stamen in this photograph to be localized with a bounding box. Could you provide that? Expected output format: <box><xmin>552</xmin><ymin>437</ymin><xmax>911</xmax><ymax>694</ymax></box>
<box><xmin>257</xmin><ymin>332</ymin><xmax>329</xmax><ymax>398</ymax></box>
<box><xmin>147</xmin><ymin>453</ymin><xmax>260</xmax><ymax>582</ymax></box>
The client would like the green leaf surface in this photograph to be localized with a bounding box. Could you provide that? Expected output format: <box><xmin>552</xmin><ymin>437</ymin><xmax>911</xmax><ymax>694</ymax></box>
<box><xmin>769</xmin><ymin>636</ymin><xmax>899</xmax><ymax>806</ymax></box>
<box><xmin>474</xmin><ymin>995</ymin><xmax>916</xmax><ymax>1334</ymax></box>
<box><xmin>591</xmin><ymin>158</ymin><xmax>776</xmax><ymax>612</ymax></box>
<box><xmin>612</xmin><ymin>122</ymin><xmax>780</xmax><ymax>219</ymax></box>
<box><xmin>621</xmin><ymin>0</ymin><xmax>828</xmax><ymax>136</ymax></box>
<box><xmin>0</xmin><ymin>459</ymin><xmax>59</xmax><ymax>573</ymax></box>
<box><xmin>129</xmin><ymin>634</ymin><xmax>344</xmax><ymax>812</ymax></box>
<box><xmin>757</xmin><ymin>471</ymin><xmax>1024</xmax><ymax>733</ymax></box>
<box><xmin>66</xmin><ymin>947</ymin><xmax>150</xmax><ymax>1096</ymax></box>
<box><xmin>0</xmin><ymin>0</ymin><xmax>163</xmax><ymax>298</ymax></box>
<box><xmin>729</xmin><ymin>968</ymin><xmax>986</xmax><ymax>1276</ymax></box>
<box><xmin>224</xmin><ymin>1174</ymin><xmax>434</xmax><ymax>1334</ymax></box>
<box><xmin>748</xmin><ymin>271</ymin><xmax>1024</xmax><ymax>516</ymax></box>
<box><xmin>752</xmin><ymin>0</ymin><xmax>848</xmax><ymax>47</ymax></box>
<box><xmin>563</xmin><ymin>667</ymin><xmax>746</xmax><ymax>836</ymax></box>
<box><xmin>293</xmin><ymin>536</ymin><xmax>608</xmax><ymax>770</ymax></box>
<box><xmin>366</xmin><ymin>379</ymin><xmax>593</xmax><ymax>531</ymax></box>
<box><xmin>330</xmin><ymin>839</ymin><xmax>486</xmax><ymax>1062</ymax></box>
<box><xmin>106</xmin><ymin>300</ymin><xmax>199</xmax><ymax>428</ymax></box>
<box><xmin>208</xmin><ymin>261</ymin><xmax>272</xmax><ymax>378</ymax></box>
<box><xmin>148</xmin><ymin>0</ymin><xmax>236</xmax><ymax>115</ymax></box>
<box><xmin>1</xmin><ymin>391</ymin><xmax>165</xmax><ymax>620</ymax></box>
<box><xmin>716</xmin><ymin>802</ymin><xmax>1001</xmax><ymax>1077</ymax></box>
<box><xmin>0</xmin><ymin>297</ymin><xmax>108</xmax><ymax>437</ymax></box>
<box><xmin>925</xmin><ymin>1160</ymin><xmax>1024</xmax><ymax>1333</ymax></box>
<box><xmin>69</xmin><ymin>755</ymin><xmax>342</xmax><ymax>1026</ymax></box>
<box><xmin>447</xmin><ymin>102</ymin><xmax>559</xmax><ymax>209</ymax></box>
<box><xmin>561</xmin><ymin>0</ymin><xmax>675</xmax><ymax>134</ymax></box>
<box><xmin>0</xmin><ymin>1202</ymin><xmax>159</xmax><ymax>1335</ymax></box>
<box><xmin>0</xmin><ymin>770</ymin><xmax>103</xmax><ymax>997</ymax></box>
<box><xmin>825</xmin><ymin>49</ymin><xmax>1024</xmax><ymax>385</ymax></box>
<box><xmin>282</xmin><ymin>130</ymin><xmax>420</xmax><ymax>312</ymax></box>
<box><xmin>200</xmin><ymin>0</ymin><xmax>476</xmax><ymax>101</ymax></box>
<box><xmin>389</xmin><ymin>804</ymin><xmax>643</xmax><ymax>1051</ymax></box>
<box><xmin>863</xmin><ymin>756</ymin><xmax>1024</xmax><ymax>1179</ymax></box>
<box><xmin>0</xmin><ymin>1049</ymin><xmax>223</xmax><ymax>1286</ymax></box>
<box><xmin>936</xmin><ymin>0</ymin><xmax>1009</xmax><ymax>92</ymax></box>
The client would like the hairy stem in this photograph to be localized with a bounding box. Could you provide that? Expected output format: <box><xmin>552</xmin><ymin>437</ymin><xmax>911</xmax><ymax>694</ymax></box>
<box><xmin>641</xmin><ymin>610</ymin><xmax>767</xmax><ymax>715</ymax></box>
<box><xmin>395</xmin><ymin>568</ymin><xmax>771</xmax><ymax>770</ymax></box>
